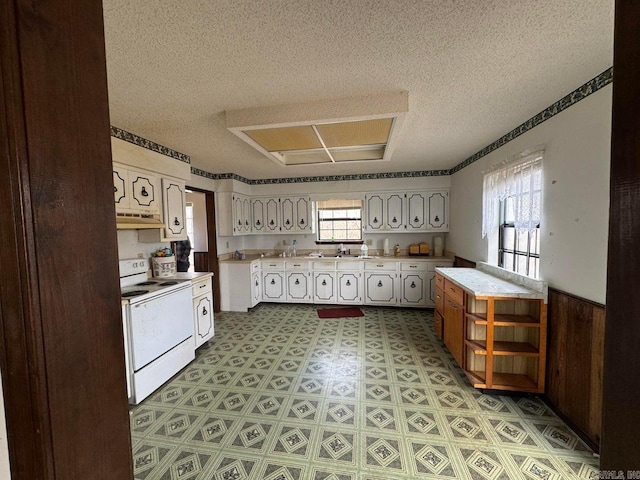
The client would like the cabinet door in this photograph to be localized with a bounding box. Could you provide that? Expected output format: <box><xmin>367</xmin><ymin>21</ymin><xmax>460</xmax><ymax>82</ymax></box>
<box><xmin>364</xmin><ymin>272</ymin><xmax>397</xmax><ymax>305</ymax></box>
<box><xmin>313</xmin><ymin>272</ymin><xmax>336</xmax><ymax>303</ymax></box>
<box><xmin>265</xmin><ymin>198</ymin><xmax>280</xmax><ymax>232</ymax></box>
<box><xmin>280</xmin><ymin>197</ymin><xmax>295</xmax><ymax>232</ymax></box>
<box><xmin>295</xmin><ymin>197</ymin><xmax>312</xmax><ymax>232</ymax></box>
<box><xmin>113</xmin><ymin>166</ymin><xmax>129</xmax><ymax>210</ymax></box>
<box><xmin>241</xmin><ymin>196</ymin><xmax>252</xmax><ymax>233</ymax></box>
<box><xmin>162</xmin><ymin>178</ymin><xmax>187</xmax><ymax>239</ymax></box>
<box><xmin>251</xmin><ymin>198</ymin><xmax>266</xmax><ymax>232</ymax></box>
<box><xmin>406</xmin><ymin>192</ymin><xmax>427</xmax><ymax>231</ymax></box>
<box><xmin>427</xmin><ymin>191</ymin><xmax>448</xmax><ymax>231</ymax></box>
<box><xmin>444</xmin><ymin>297</ymin><xmax>464</xmax><ymax>366</ymax></box>
<box><xmin>129</xmin><ymin>169</ymin><xmax>160</xmax><ymax>214</ymax></box>
<box><xmin>262</xmin><ymin>272</ymin><xmax>285</xmax><ymax>301</ymax></box>
<box><xmin>364</xmin><ymin>194</ymin><xmax>384</xmax><ymax>231</ymax></box>
<box><xmin>385</xmin><ymin>193</ymin><xmax>405</xmax><ymax>231</ymax></box>
<box><xmin>337</xmin><ymin>272</ymin><xmax>362</xmax><ymax>304</ymax></box>
<box><xmin>399</xmin><ymin>272</ymin><xmax>427</xmax><ymax>306</ymax></box>
<box><xmin>251</xmin><ymin>272</ymin><xmax>261</xmax><ymax>307</ymax></box>
<box><xmin>286</xmin><ymin>272</ymin><xmax>310</xmax><ymax>302</ymax></box>
<box><xmin>194</xmin><ymin>293</ymin><xmax>214</xmax><ymax>348</ymax></box>
<box><xmin>426</xmin><ymin>272</ymin><xmax>437</xmax><ymax>308</ymax></box>
<box><xmin>232</xmin><ymin>194</ymin><xmax>244</xmax><ymax>234</ymax></box>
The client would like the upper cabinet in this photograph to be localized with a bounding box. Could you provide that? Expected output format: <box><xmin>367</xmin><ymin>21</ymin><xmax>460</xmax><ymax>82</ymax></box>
<box><xmin>364</xmin><ymin>189</ymin><xmax>449</xmax><ymax>233</ymax></box>
<box><xmin>280</xmin><ymin>196</ymin><xmax>312</xmax><ymax>233</ymax></box>
<box><xmin>113</xmin><ymin>164</ymin><xmax>161</xmax><ymax>216</ymax></box>
<box><xmin>161</xmin><ymin>178</ymin><xmax>187</xmax><ymax>240</ymax></box>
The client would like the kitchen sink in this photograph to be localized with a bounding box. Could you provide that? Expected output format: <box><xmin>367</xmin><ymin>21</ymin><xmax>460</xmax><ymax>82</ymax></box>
<box><xmin>304</xmin><ymin>254</ymin><xmax>379</xmax><ymax>259</ymax></box>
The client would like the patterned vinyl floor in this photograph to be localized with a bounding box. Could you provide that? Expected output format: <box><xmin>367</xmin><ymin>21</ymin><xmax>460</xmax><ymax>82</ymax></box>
<box><xmin>129</xmin><ymin>304</ymin><xmax>599</xmax><ymax>479</ymax></box>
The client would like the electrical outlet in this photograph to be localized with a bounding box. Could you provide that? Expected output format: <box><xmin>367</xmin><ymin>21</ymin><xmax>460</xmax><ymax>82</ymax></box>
<box><xmin>137</xmin><ymin>252</ymin><xmax>144</xmax><ymax>259</ymax></box>
<box><xmin>226</xmin><ymin>241</ymin><xmax>230</xmax><ymax>249</ymax></box>
<box><xmin>366</xmin><ymin>239</ymin><xmax>372</xmax><ymax>246</ymax></box>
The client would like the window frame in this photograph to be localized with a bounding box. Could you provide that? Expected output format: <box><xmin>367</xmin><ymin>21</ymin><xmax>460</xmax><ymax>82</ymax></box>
<box><xmin>498</xmin><ymin>198</ymin><xmax>540</xmax><ymax>278</ymax></box>
<box><xmin>315</xmin><ymin>201</ymin><xmax>363</xmax><ymax>244</ymax></box>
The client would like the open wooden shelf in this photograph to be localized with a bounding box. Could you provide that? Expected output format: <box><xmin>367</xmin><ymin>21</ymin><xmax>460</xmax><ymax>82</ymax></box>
<box><xmin>465</xmin><ymin>339</ymin><xmax>539</xmax><ymax>356</ymax></box>
<box><xmin>465</xmin><ymin>312</ymin><xmax>540</xmax><ymax>327</ymax></box>
<box><xmin>464</xmin><ymin>370</ymin><xmax>541</xmax><ymax>392</ymax></box>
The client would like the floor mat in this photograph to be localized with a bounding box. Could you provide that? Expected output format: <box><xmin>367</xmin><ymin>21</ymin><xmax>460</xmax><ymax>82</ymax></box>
<box><xmin>316</xmin><ymin>306</ymin><xmax>364</xmax><ymax>318</ymax></box>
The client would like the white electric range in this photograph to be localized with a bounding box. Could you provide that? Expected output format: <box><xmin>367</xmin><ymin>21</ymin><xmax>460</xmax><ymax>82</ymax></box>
<box><xmin>120</xmin><ymin>258</ymin><xmax>194</xmax><ymax>404</ymax></box>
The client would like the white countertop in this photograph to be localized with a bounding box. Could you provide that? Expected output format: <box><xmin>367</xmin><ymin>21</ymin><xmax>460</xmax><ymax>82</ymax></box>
<box><xmin>160</xmin><ymin>272</ymin><xmax>213</xmax><ymax>280</ymax></box>
<box><xmin>435</xmin><ymin>267</ymin><xmax>547</xmax><ymax>302</ymax></box>
<box><xmin>219</xmin><ymin>255</ymin><xmax>453</xmax><ymax>264</ymax></box>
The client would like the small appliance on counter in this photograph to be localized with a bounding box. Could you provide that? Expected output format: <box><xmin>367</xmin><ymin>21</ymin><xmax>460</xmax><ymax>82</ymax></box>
<box><xmin>408</xmin><ymin>242</ymin><xmax>430</xmax><ymax>256</ymax></box>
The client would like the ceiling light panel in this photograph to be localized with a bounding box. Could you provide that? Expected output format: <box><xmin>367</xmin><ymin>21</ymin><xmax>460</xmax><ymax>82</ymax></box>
<box><xmin>315</xmin><ymin>118</ymin><xmax>392</xmax><ymax>148</ymax></box>
<box><xmin>244</xmin><ymin>125</ymin><xmax>322</xmax><ymax>152</ymax></box>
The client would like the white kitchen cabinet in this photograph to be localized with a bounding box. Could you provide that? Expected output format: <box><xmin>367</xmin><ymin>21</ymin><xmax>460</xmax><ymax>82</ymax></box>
<box><xmin>406</xmin><ymin>191</ymin><xmax>427</xmax><ymax>231</ymax></box>
<box><xmin>219</xmin><ymin>261</ymin><xmax>255</xmax><ymax>311</ymax></box>
<box><xmin>279</xmin><ymin>196</ymin><xmax>312</xmax><ymax>233</ymax></box>
<box><xmin>287</xmin><ymin>271</ymin><xmax>311</xmax><ymax>302</ymax></box>
<box><xmin>364</xmin><ymin>189</ymin><xmax>449</xmax><ymax>233</ymax></box>
<box><xmin>337</xmin><ymin>271</ymin><xmax>363</xmax><ymax>304</ymax></box>
<box><xmin>364</xmin><ymin>272</ymin><xmax>397</xmax><ymax>305</ymax></box>
<box><xmin>399</xmin><ymin>272</ymin><xmax>427</xmax><ymax>306</ymax></box>
<box><xmin>251</xmin><ymin>198</ymin><xmax>266</xmax><ymax>232</ymax></box>
<box><xmin>161</xmin><ymin>178</ymin><xmax>187</xmax><ymax>240</ymax></box>
<box><xmin>192</xmin><ymin>275</ymin><xmax>214</xmax><ymax>348</ymax></box>
<box><xmin>280</xmin><ymin>197</ymin><xmax>295</xmax><ymax>232</ymax></box>
<box><xmin>251</xmin><ymin>271</ymin><xmax>261</xmax><ymax>306</ymax></box>
<box><xmin>295</xmin><ymin>196</ymin><xmax>312</xmax><ymax>232</ymax></box>
<box><xmin>313</xmin><ymin>272</ymin><xmax>336</xmax><ymax>303</ymax></box>
<box><xmin>262</xmin><ymin>271</ymin><xmax>285</xmax><ymax>301</ymax></box>
<box><xmin>265</xmin><ymin>198</ymin><xmax>280</xmax><ymax>232</ymax></box>
<box><xmin>426</xmin><ymin>190</ymin><xmax>449</xmax><ymax>231</ymax></box>
<box><xmin>232</xmin><ymin>193</ymin><xmax>251</xmax><ymax>234</ymax></box>
<box><xmin>385</xmin><ymin>193</ymin><xmax>405</xmax><ymax>231</ymax></box>
<box><xmin>113</xmin><ymin>163</ymin><xmax>161</xmax><ymax>216</ymax></box>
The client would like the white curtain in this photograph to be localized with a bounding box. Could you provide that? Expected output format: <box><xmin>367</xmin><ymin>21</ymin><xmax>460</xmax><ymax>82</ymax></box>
<box><xmin>482</xmin><ymin>150</ymin><xmax>543</xmax><ymax>238</ymax></box>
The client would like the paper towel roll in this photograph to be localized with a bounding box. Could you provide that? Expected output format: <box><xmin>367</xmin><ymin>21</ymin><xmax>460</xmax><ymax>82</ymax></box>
<box><xmin>434</xmin><ymin>236</ymin><xmax>443</xmax><ymax>257</ymax></box>
<box><xmin>383</xmin><ymin>238</ymin><xmax>390</xmax><ymax>255</ymax></box>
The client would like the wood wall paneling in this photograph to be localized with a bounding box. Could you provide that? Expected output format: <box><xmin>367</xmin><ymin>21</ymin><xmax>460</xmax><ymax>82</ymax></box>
<box><xmin>1</xmin><ymin>0</ymin><xmax>133</xmax><ymax>479</ymax></box>
<box><xmin>545</xmin><ymin>289</ymin><xmax>604</xmax><ymax>451</ymax></box>
<box><xmin>194</xmin><ymin>252</ymin><xmax>209</xmax><ymax>272</ymax></box>
<box><xmin>601</xmin><ymin>0</ymin><xmax>640</xmax><ymax>470</ymax></box>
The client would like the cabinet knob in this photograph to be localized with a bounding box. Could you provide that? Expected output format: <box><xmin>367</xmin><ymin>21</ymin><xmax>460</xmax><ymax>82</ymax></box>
<box><xmin>377</xmin><ymin>280</ymin><xmax>383</xmax><ymax>287</ymax></box>
<box><xmin>392</xmin><ymin>216</ymin><xmax>397</xmax><ymax>223</ymax></box>
<box><xmin>299</xmin><ymin>218</ymin><xmax>305</xmax><ymax>225</ymax></box>
<box><xmin>238</xmin><ymin>220</ymin><xmax>242</xmax><ymax>226</ymax></box>
<box><xmin>174</xmin><ymin>217</ymin><xmax>180</xmax><ymax>226</ymax></box>
<box><xmin>434</xmin><ymin>215</ymin><xmax>440</xmax><ymax>222</ymax></box>
<box><xmin>114</xmin><ymin>186</ymin><xmax>117</xmax><ymax>193</ymax></box>
<box><xmin>286</xmin><ymin>219</ymin><xmax>290</xmax><ymax>225</ymax></box>
<box><xmin>202</xmin><ymin>307</ymin><xmax>207</xmax><ymax>315</ymax></box>
<box><xmin>322</xmin><ymin>279</ymin><xmax>327</xmax><ymax>286</ymax></box>
<box><xmin>373</xmin><ymin>217</ymin><xmax>378</xmax><ymax>224</ymax></box>
<box><xmin>269</xmin><ymin>219</ymin><xmax>274</xmax><ymax>225</ymax></box>
<box><xmin>295</xmin><ymin>279</ymin><xmax>300</xmax><ymax>285</ymax></box>
<box><xmin>346</xmin><ymin>280</ymin><xmax>351</xmax><ymax>286</ymax></box>
<box><xmin>270</xmin><ymin>279</ymin><xmax>276</xmax><ymax>285</ymax></box>
<box><xmin>141</xmin><ymin>186</ymin><xmax>149</xmax><ymax>197</ymax></box>
<box><xmin>410</xmin><ymin>281</ymin><xmax>416</xmax><ymax>288</ymax></box>
<box><xmin>256</xmin><ymin>220</ymin><xmax>261</xmax><ymax>226</ymax></box>
<box><xmin>414</xmin><ymin>216</ymin><xmax>419</xmax><ymax>223</ymax></box>
<box><xmin>245</xmin><ymin>220</ymin><xmax>249</xmax><ymax>226</ymax></box>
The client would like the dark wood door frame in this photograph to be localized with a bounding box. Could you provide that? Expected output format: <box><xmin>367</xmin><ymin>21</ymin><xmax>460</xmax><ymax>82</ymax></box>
<box><xmin>187</xmin><ymin>186</ymin><xmax>221</xmax><ymax>313</ymax></box>
<box><xmin>601</xmin><ymin>0</ymin><xmax>640</xmax><ymax>470</ymax></box>
<box><xmin>1</xmin><ymin>0</ymin><xmax>133</xmax><ymax>479</ymax></box>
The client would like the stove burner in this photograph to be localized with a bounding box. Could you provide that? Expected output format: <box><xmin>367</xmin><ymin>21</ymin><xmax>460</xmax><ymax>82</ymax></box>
<box><xmin>136</xmin><ymin>281</ymin><xmax>157</xmax><ymax>286</ymax></box>
<box><xmin>122</xmin><ymin>290</ymin><xmax>149</xmax><ymax>298</ymax></box>
<box><xmin>159</xmin><ymin>281</ymin><xmax>179</xmax><ymax>286</ymax></box>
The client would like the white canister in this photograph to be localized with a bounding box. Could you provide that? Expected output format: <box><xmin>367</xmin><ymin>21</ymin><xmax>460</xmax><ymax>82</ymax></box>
<box><xmin>383</xmin><ymin>238</ymin><xmax>390</xmax><ymax>256</ymax></box>
<box><xmin>434</xmin><ymin>236</ymin><xmax>443</xmax><ymax>257</ymax></box>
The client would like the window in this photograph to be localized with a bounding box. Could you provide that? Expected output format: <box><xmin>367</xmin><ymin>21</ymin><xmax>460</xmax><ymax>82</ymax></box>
<box><xmin>316</xmin><ymin>199</ymin><xmax>362</xmax><ymax>242</ymax></box>
<box><xmin>499</xmin><ymin>197</ymin><xmax>540</xmax><ymax>277</ymax></box>
<box><xmin>482</xmin><ymin>150</ymin><xmax>543</xmax><ymax>278</ymax></box>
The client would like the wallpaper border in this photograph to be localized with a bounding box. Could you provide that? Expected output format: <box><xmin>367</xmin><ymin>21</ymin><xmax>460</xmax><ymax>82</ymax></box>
<box><xmin>110</xmin><ymin>126</ymin><xmax>191</xmax><ymax>164</ymax></box>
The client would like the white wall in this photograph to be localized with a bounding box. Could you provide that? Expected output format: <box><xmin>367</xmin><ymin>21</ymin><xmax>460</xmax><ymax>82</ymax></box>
<box><xmin>0</xmin><ymin>368</ymin><xmax>11</xmax><ymax>479</ymax></box>
<box><xmin>116</xmin><ymin>230</ymin><xmax>168</xmax><ymax>260</ymax></box>
<box><xmin>448</xmin><ymin>85</ymin><xmax>612</xmax><ymax>303</ymax></box>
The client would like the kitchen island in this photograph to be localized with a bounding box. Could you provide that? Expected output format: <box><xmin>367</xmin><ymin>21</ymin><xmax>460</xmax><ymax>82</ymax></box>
<box><xmin>435</xmin><ymin>263</ymin><xmax>548</xmax><ymax>393</ymax></box>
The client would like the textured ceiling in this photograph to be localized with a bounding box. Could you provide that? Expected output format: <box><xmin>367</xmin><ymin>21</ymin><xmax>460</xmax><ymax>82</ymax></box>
<box><xmin>103</xmin><ymin>0</ymin><xmax>614</xmax><ymax>180</ymax></box>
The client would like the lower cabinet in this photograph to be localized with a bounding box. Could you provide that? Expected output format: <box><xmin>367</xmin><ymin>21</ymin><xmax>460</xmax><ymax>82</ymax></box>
<box><xmin>313</xmin><ymin>272</ymin><xmax>336</xmax><ymax>303</ymax></box>
<box><xmin>192</xmin><ymin>276</ymin><xmax>214</xmax><ymax>348</ymax></box>
<box><xmin>443</xmin><ymin>293</ymin><xmax>464</xmax><ymax>365</ymax></box>
<box><xmin>286</xmin><ymin>271</ymin><xmax>311</xmax><ymax>302</ymax></box>
<box><xmin>337</xmin><ymin>271</ymin><xmax>363</xmax><ymax>304</ymax></box>
<box><xmin>364</xmin><ymin>272</ymin><xmax>397</xmax><ymax>305</ymax></box>
<box><xmin>262</xmin><ymin>271</ymin><xmax>285</xmax><ymax>301</ymax></box>
<box><xmin>251</xmin><ymin>271</ymin><xmax>261</xmax><ymax>306</ymax></box>
<box><xmin>399</xmin><ymin>272</ymin><xmax>427</xmax><ymax>306</ymax></box>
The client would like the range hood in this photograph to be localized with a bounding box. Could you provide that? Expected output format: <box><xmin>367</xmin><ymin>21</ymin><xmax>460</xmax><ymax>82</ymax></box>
<box><xmin>225</xmin><ymin>92</ymin><xmax>408</xmax><ymax>167</ymax></box>
<box><xmin>116</xmin><ymin>215</ymin><xmax>165</xmax><ymax>230</ymax></box>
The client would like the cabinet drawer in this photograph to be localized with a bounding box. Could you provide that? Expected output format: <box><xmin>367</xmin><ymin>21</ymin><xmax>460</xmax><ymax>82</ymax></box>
<box><xmin>262</xmin><ymin>261</ymin><xmax>285</xmax><ymax>271</ymax></box>
<box><xmin>337</xmin><ymin>260</ymin><xmax>362</xmax><ymax>271</ymax></box>
<box><xmin>435</xmin><ymin>286</ymin><xmax>444</xmax><ymax>314</ymax></box>
<box><xmin>192</xmin><ymin>276</ymin><xmax>212</xmax><ymax>297</ymax></box>
<box><xmin>285</xmin><ymin>260</ymin><xmax>309</xmax><ymax>270</ymax></box>
<box><xmin>400</xmin><ymin>262</ymin><xmax>428</xmax><ymax>272</ymax></box>
<box><xmin>428</xmin><ymin>261</ymin><xmax>453</xmax><ymax>272</ymax></box>
<box><xmin>444</xmin><ymin>279</ymin><xmax>464</xmax><ymax>306</ymax></box>
<box><xmin>250</xmin><ymin>261</ymin><xmax>260</xmax><ymax>273</ymax></box>
<box><xmin>364</xmin><ymin>261</ymin><xmax>397</xmax><ymax>272</ymax></box>
<box><xmin>313</xmin><ymin>260</ymin><xmax>336</xmax><ymax>271</ymax></box>
<box><xmin>435</xmin><ymin>273</ymin><xmax>444</xmax><ymax>290</ymax></box>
